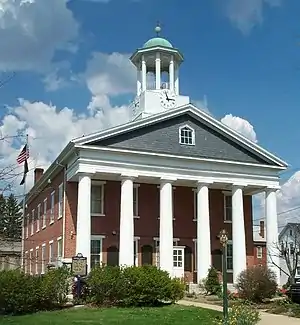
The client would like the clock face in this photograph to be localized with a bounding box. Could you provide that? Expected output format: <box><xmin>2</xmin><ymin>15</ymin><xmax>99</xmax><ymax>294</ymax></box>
<box><xmin>160</xmin><ymin>89</ymin><xmax>176</xmax><ymax>109</ymax></box>
<box><xmin>132</xmin><ymin>96</ymin><xmax>140</xmax><ymax>116</ymax></box>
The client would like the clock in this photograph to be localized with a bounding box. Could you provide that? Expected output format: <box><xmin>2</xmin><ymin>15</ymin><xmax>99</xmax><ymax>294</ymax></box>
<box><xmin>160</xmin><ymin>89</ymin><xmax>176</xmax><ymax>109</ymax></box>
<box><xmin>132</xmin><ymin>96</ymin><xmax>140</xmax><ymax>116</ymax></box>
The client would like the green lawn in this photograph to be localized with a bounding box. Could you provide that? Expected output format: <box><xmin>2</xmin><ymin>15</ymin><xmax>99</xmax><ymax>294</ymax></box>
<box><xmin>0</xmin><ymin>305</ymin><xmax>221</xmax><ymax>325</ymax></box>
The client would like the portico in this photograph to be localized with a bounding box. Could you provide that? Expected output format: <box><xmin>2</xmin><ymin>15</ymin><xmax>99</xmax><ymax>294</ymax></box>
<box><xmin>74</xmin><ymin>168</ymin><xmax>280</xmax><ymax>284</ymax></box>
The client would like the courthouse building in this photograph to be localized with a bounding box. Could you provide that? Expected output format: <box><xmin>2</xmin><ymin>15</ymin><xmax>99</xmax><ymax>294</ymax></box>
<box><xmin>23</xmin><ymin>27</ymin><xmax>287</xmax><ymax>285</ymax></box>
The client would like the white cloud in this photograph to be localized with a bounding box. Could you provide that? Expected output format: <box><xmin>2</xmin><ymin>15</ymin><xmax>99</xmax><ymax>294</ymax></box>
<box><xmin>0</xmin><ymin>0</ymin><xmax>78</xmax><ymax>72</ymax></box>
<box><xmin>222</xmin><ymin>0</ymin><xmax>283</xmax><ymax>34</ymax></box>
<box><xmin>221</xmin><ymin>113</ymin><xmax>257</xmax><ymax>143</ymax></box>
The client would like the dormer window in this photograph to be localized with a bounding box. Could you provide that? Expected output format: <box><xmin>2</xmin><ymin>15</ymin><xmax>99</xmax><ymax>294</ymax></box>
<box><xmin>179</xmin><ymin>125</ymin><xmax>195</xmax><ymax>145</ymax></box>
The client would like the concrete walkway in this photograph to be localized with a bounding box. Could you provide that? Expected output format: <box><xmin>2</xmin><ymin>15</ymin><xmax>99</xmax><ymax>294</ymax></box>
<box><xmin>178</xmin><ymin>300</ymin><xmax>300</xmax><ymax>325</ymax></box>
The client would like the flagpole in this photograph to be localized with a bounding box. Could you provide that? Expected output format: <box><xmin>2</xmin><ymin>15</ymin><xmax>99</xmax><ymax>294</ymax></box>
<box><xmin>21</xmin><ymin>134</ymin><xmax>28</xmax><ymax>271</ymax></box>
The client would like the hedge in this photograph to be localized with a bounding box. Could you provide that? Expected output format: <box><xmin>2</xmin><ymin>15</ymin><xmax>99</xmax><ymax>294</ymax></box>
<box><xmin>87</xmin><ymin>265</ymin><xmax>185</xmax><ymax>307</ymax></box>
<box><xmin>0</xmin><ymin>267</ymin><xmax>70</xmax><ymax>315</ymax></box>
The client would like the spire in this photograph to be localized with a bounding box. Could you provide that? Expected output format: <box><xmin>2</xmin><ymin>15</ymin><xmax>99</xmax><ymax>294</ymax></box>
<box><xmin>155</xmin><ymin>21</ymin><xmax>162</xmax><ymax>37</ymax></box>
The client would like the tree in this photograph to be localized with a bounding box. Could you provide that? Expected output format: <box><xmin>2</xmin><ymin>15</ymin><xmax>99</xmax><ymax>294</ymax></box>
<box><xmin>3</xmin><ymin>194</ymin><xmax>22</xmax><ymax>240</ymax></box>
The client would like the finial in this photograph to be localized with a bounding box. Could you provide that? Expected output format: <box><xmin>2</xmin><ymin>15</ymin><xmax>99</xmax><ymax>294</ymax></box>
<box><xmin>155</xmin><ymin>21</ymin><xmax>161</xmax><ymax>37</ymax></box>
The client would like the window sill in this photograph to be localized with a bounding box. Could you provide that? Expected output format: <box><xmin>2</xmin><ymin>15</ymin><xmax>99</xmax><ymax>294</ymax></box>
<box><xmin>36</xmin><ymin>229</ymin><xmax>40</xmax><ymax>233</ymax></box>
<box><xmin>193</xmin><ymin>218</ymin><xmax>197</xmax><ymax>222</ymax></box>
<box><xmin>157</xmin><ymin>217</ymin><xmax>176</xmax><ymax>221</ymax></box>
<box><xmin>57</xmin><ymin>215</ymin><xmax>63</xmax><ymax>220</ymax></box>
<box><xmin>224</xmin><ymin>220</ymin><xmax>232</xmax><ymax>224</ymax></box>
<box><xmin>49</xmin><ymin>221</ymin><xmax>54</xmax><ymax>225</ymax></box>
<box><xmin>42</xmin><ymin>225</ymin><xmax>46</xmax><ymax>230</ymax></box>
<box><xmin>227</xmin><ymin>270</ymin><xmax>233</xmax><ymax>273</ymax></box>
<box><xmin>91</xmin><ymin>213</ymin><xmax>105</xmax><ymax>217</ymax></box>
<box><xmin>134</xmin><ymin>215</ymin><xmax>140</xmax><ymax>219</ymax></box>
<box><xmin>30</xmin><ymin>233</ymin><xmax>34</xmax><ymax>237</ymax></box>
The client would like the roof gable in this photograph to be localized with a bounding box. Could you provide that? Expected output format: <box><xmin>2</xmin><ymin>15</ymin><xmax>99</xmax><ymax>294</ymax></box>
<box><xmin>73</xmin><ymin>104</ymin><xmax>287</xmax><ymax>168</ymax></box>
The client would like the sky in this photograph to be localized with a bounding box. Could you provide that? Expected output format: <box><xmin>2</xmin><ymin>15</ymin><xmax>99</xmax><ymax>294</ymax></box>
<box><xmin>0</xmin><ymin>0</ymin><xmax>299</xmax><ymax>229</ymax></box>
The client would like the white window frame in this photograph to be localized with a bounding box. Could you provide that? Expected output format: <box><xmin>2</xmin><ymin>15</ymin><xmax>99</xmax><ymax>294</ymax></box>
<box><xmin>223</xmin><ymin>192</ymin><xmax>232</xmax><ymax>223</ymax></box>
<box><xmin>50</xmin><ymin>191</ymin><xmax>55</xmax><ymax>224</ymax></box>
<box><xmin>41</xmin><ymin>244</ymin><xmax>46</xmax><ymax>274</ymax></box>
<box><xmin>193</xmin><ymin>238</ymin><xmax>197</xmax><ymax>272</ymax></box>
<box><xmin>226</xmin><ymin>240</ymin><xmax>233</xmax><ymax>273</ymax></box>
<box><xmin>26</xmin><ymin>214</ymin><xmax>29</xmax><ymax>238</ymax></box>
<box><xmin>58</xmin><ymin>183</ymin><xmax>63</xmax><ymax>219</ymax></box>
<box><xmin>91</xmin><ymin>182</ymin><xmax>105</xmax><ymax>216</ymax></box>
<box><xmin>30</xmin><ymin>209</ymin><xmax>34</xmax><ymax>235</ymax></box>
<box><xmin>173</xmin><ymin>247</ymin><xmax>184</xmax><ymax>268</ymax></box>
<box><xmin>42</xmin><ymin>198</ymin><xmax>47</xmax><ymax>229</ymax></box>
<box><xmin>193</xmin><ymin>188</ymin><xmax>197</xmax><ymax>221</ymax></box>
<box><xmin>90</xmin><ymin>235</ymin><xmax>105</xmax><ymax>268</ymax></box>
<box><xmin>36</xmin><ymin>204</ymin><xmax>41</xmax><ymax>232</ymax></box>
<box><xmin>134</xmin><ymin>237</ymin><xmax>140</xmax><ymax>266</ymax></box>
<box><xmin>57</xmin><ymin>236</ymin><xmax>62</xmax><ymax>260</ymax></box>
<box><xmin>296</xmin><ymin>266</ymin><xmax>300</xmax><ymax>276</ymax></box>
<box><xmin>24</xmin><ymin>251</ymin><xmax>28</xmax><ymax>273</ymax></box>
<box><xmin>133</xmin><ymin>184</ymin><xmax>140</xmax><ymax>218</ymax></box>
<box><xmin>257</xmin><ymin>246</ymin><xmax>263</xmax><ymax>259</ymax></box>
<box><xmin>179</xmin><ymin>124</ymin><xmax>195</xmax><ymax>146</ymax></box>
<box><xmin>35</xmin><ymin>247</ymin><xmax>39</xmax><ymax>274</ymax></box>
<box><xmin>29</xmin><ymin>249</ymin><xmax>33</xmax><ymax>274</ymax></box>
<box><xmin>49</xmin><ymin>240</ymin><xmax>54</xmax><ymax>263</ymax></box>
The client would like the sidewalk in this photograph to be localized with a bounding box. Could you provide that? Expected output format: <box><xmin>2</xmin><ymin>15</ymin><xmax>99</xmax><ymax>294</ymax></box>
<box><xmin>178</xmin><ymin>300</ymin><xmax>300</xmax><ymax>325</ymax></box>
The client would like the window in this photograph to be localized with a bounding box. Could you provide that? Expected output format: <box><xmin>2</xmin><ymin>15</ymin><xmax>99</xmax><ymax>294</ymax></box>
<box><xmin>90</xmin><ymin>236</ymin><xmax>104</xmax><ymax>269</ymax></box>
<box><xmin>224</xmin><ymin>194</ymin><xmax>232</xmax><ymax>222</ymax></box>
<box><xmin>193</xmin><ymin>189</ymin><xmax>197</xmax><ymax>221</ymax></box>
<box><xmin>41</xmin><ymin>244</ymin><xmax>46</xmax><ymax>274</ymax></box>
<box><xmin>58</xmin><ymin>183</ymin><xmax>63</xmax><ymax>219</ymax></box>
<box><xmin>193</xmin><ymin>239</ymin><xmax>197</xmax><ymax>271</ymax></box>
<box><xmin>26</xmin><ymin>214</ymin><xmax>29</xmax><ymax>238</ymax></box>
<box><xmin>179</xmin><ymin>125</ymin><xmax>195</xmax><ymax>145</ymax></box>
<box><xmin>57</xmin><ymin>237</ymin><xmax>62</xmax><ymax>260</ymax></box>
<box><xmin>257</xmin><ymin>246</ymin><xmax>263</xmax><ymax>259</ymax></box>
<box><xmin>31</xmin><ymin>210</ymin><xmax>34</xmax><ymax>235</ymax></box>
<box><xmin>50</xmin><ymin>191</ymin><xmax>55</xmax><ymax>224</ymax></box>
<box><xmin>290</xmin><ymin>229</ymin><xmax>293</xmax><ymax>236</ymax></box>
<box><xmin>49</xmin><ymin>241</ymin><xmax>54</xmax><ymax>263</ymax></box>
<box><xmin>226</xmin><ymin>242</ymin><xmax>233</xmax><ymax>272</ymax></box>
<box><xmin>290</xmin><ymin>243</ymin><xmax>295</xmax><ymax>254</ymax></box>
<box><xmin>29</xmin><ymin>249</ymin><xmax>33</xmax><ymax>274</ymax></box>
<box><xmin>35</xmin><ymin>247</ymin><xmax>39</xmax><ymax>274</ymax></box>
<box><xmin>91</xmin><ymin>184</ymin><xmax>104</xmax><ymax>215</ymax></box>
<box><xmin>43</xmin><ymin>199</ymin><xmax>47</xmax><ymax>228</ymax></box>
<box><xmin>173</xmin><ymin>248</ymin><xmax>183</xmax><ymax>268</ymax></box>
<box><xmin>36</xmin><ymin>204</ymin><xmax>41</xmax><ymax>232</ymax></box>
<box><xmin>24</xmin><ymin>251</ymin><xmax>28</xmax><ymax>273</ymax></box>
<box><xmin>134</xmin><ymin>238</ymin><xmax>139</xmax><ymax>266</ymax></box>
<box><xmin>297</xmin><ymin>267</ymin><xmax>300</xmax><ymax>276</ymax></box>
<box><xmin>154</xmin><ymin>238</ymin><xmax>180</xmax><ymax>267</ymax></box>
<box><xmin>133</xmin><ymin>185</ymin><xmax>139</xmax><ymax>217</ymax></box>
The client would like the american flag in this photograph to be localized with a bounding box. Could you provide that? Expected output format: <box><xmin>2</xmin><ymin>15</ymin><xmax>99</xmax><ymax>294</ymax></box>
<box><xmin>17</xmin><ymin>144</ymin><xmax>29</xmax><ymax>164</ymax></box>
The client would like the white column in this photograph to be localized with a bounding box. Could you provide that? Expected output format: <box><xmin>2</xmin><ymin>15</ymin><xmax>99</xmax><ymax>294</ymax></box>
<box><xmin>119</xmin><ymin>176</ymin><xmax>134</xmax><ymax>267</ymax></box>
<box><xmin>197</xmin><ymin>182</ymin><xmax>211</xmax><ymax>283</ymax></box>
<box><xmin>141</xmin><ymin>55</ymin><xmax>147</xmax><ymax>92</ymax></box>
<box><xmin>174</xmin><ymin>63</ymin><xmax>179</xmax><ymax>95</ymax></box>
<box><xmin>265</xmin><ymin>189</ymin><xmax>280</xmax><ymax>285</ymax></box>
<box><xmin>232</xmin><ymin>185</ymin><xmax>247</xmax><ymax>284</ymax></box>
<box><xmin>155</xmin><ymin>52</ymin><xmax>161</xmax><ymax>90</ymax></box>
<box><xmin>169</xmin><ymin>55</ymin><xmax>174</xmax><ymax>92</ymax></box>
<box><xmin>159</xmin><ymin>178</ymin><xmax>174</xmax><ymax>276</ymax></box>
<box><xmin>76</xmin><ymin>174</ymin><xmax>91</xmax><ymax>272</ymax></box>
<box><xmin>137</xmin><ymin>67</ymin><xmax>141</xmax><ymax>96</ymax></box>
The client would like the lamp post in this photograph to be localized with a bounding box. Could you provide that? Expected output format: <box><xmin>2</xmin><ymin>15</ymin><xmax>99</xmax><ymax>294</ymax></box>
<box><xmin>219</xmin><ymin>229</ymin><xmax>229</xmax><ymax>325</ymax></box>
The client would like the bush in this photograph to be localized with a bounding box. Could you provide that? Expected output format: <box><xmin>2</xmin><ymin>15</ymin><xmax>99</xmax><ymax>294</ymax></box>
<box><xmin>235</xmin><ymin>265</ymin><xmax>277</xmax><ymax>303</ymax></box>
<box><xmin>0</xmin><ymin>267</ymin><xmax>71</xmax><ymax>315</ymax></box>
<box><xmin>215</xmin><ymin>302</ymin><xmax>260</xmax><ymax>325</ymax></box>
<box><xmin>87</xmin><ymin>265</ymin><xmax>185</xmax><ymax>307</ymax></box>
<box><xmin>203</xmin><ymin>267</ymin><xmax>221</xmax><ymax>295</ymax></box>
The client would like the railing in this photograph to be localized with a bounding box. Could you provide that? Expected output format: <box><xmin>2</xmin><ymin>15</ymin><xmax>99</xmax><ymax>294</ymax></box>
<box><xmin>146</xmin><ymin>81</ymin><xmax>170</xmax><ymax>90</ymax></box>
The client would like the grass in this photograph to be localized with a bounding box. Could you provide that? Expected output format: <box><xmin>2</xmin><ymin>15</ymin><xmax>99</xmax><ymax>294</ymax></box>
<box><xmin>0</xmin><ymin>305</ymin><xmax>221</xmax><ymax>325</ymax></box>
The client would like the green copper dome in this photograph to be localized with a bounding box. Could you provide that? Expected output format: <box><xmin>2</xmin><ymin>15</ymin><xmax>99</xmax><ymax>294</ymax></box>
<box><xmin>143</xmin><ymin>37</ymin><xmax>173</xmax><ymax>49</ymax></box>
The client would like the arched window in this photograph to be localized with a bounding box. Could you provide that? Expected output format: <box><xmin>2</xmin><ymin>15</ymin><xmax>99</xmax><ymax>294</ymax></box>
<box><xmin>179</xmin><ymin>125</ymin><xmax>195</xmax><ymax>145</ymax></box>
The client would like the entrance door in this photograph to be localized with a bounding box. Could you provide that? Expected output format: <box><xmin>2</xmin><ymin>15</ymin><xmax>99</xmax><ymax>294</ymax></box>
<box><xmin>172</xmin><ymin>246</ymin><xmax>185</xmax><ymax>279</ymax></box>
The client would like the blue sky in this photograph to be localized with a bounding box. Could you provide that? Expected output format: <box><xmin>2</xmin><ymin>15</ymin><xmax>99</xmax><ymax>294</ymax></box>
<box><xmin>0</xmin><ymin>0</ymin><xmax>299</xmax><ymax>223</ymax></box>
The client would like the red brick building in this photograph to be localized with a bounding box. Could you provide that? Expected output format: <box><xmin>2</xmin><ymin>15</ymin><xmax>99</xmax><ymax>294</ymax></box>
<box><xmin>23</xmin><ymin>29</ymin><xmax>286</xmax><ymax>285</ymax></box>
